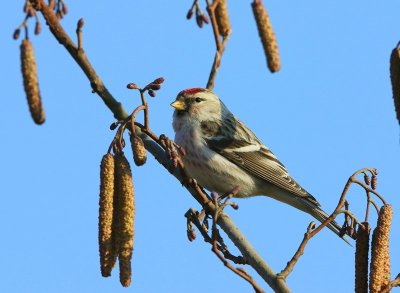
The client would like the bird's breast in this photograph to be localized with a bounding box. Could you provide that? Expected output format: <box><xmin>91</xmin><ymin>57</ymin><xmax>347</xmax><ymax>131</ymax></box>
<box><xmin>174</xmin><ymin>127</ymin><xmax>259</xmax><ymax>197</ymax></box>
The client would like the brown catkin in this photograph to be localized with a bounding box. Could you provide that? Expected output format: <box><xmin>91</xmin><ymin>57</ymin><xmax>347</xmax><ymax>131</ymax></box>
<box><xmin>251</xmin><ymin>0</ymin><xmax>281</xmax><ymax>73</ymax></box>
<box><xmin>99</xmin><ymin>154</ymin><xmax>117</xmax><ymax>277</ymax></box>
<box><xmin>369</xmin><ymin>204</ymin><xmax>392</xmax><ymax>293</ymax></box>
<box><xmin>20</xmin><ymin>39</ymin><xmax>45</xmax><ymax>124</ymax></box>
<box><xmin>355</xmin><ymin>222</ymin><xmax>370</xmax><ymax>293</ymax></box>
<box><xmin>130</xmin><ymin>135</ymin><xmax>147</xmax><ymax>166</ymax></box>
<box><xmin>114</xmin><ymin>153</ymin><xmax>135</xmax><ymax>287</ymax></box>
<box><xmin>390</xmin><ymin>44</ymin><xmax>400</xmax><ymax>125</ymax></box>
<box><xmin>215</xmin><ymin>0</ymin><xmax>231</xmax><ymax>37</ymax></box>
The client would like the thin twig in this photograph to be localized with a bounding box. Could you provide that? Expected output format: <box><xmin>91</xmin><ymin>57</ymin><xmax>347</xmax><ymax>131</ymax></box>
<box><xmin>139</xmin><ymin>90</ymin><xmax>149</xmax><ymax>130</ymax></box>
<box><xmin>277</xmin><ymin>168</ymin><xmax>381</xmax><ymax>280</ymax></box>
<box><xmin>278</xmin><ymin>222</ymin><xmax>316</xmax><ymax>280</ymax></box>
<box><xmin>205</xmin><ymin>0</ymin><xmax>231</xmax><ymax>90</ymax></box>
<box><xmin>76</xmin><ymin>18</ymin><xmax>84</xmax><ymax>50</ymax></box>
<box><xmin>129</xmin><ymin>105</ymin><xmax>146</xmax><ymax>136</ymax></box>
<box><xmin>210</xmin><ymin>197</ymin><xmax>265</xmax><ymax>293</ymax></box>
<box><xmin>380</xmin><ymin>273</ymin><xmax>400</xmax><ymax>293</ymax></box>
<box><xmin>185</xmin><ymin>208</ymin><xmax>246</xmax><ymax>265</ymax></box>
<box><xmin>29</xmin><ymin>0</ymin><xmax>128</xmax><ymax>120</ymax></box>
<box><xmin>352</xmin><ymin>179</ymin><xmax>387</xmax><ymax>205</ymax></box>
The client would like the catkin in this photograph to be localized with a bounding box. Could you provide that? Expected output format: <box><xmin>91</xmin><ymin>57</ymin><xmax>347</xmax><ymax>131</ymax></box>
<box><xmin>99</xmin><ymin>153</ymin><xmax>117</xmax><ymax>277</ymax></box>
<box><xmin>114</xmin><ymin>153</ymin><xmax>135</xmax><ymax>287</ymax></box>
<box><xmin>130</xmin><ymin>135</ymin><xmax>147</xmax><ymax>166</ymax></box>
<box><xmin>355</xmin><ymin>222</ymin><xmax>370</xmax><ymax>293</ymax></box>
<box><xmin>369</xmin><ymin>204</ymin><xmax>392</xmax><ymax>293</ymax></box>
<box><xmin>251</xmin><ymin>0</ymin><xmax>281</xmax><ymax>73</ymax></box>
<box><xmin>20</xmin><ymin>39</ymin><xmax>45</xmax><ymax>124</ymax></box>
<box><xmin>390</xmin><ymin>44</ymin><xmax>400</xmax><ymax>124</ymax></box>
<box><xmin>215</xmin><ymin>0</ymin><xmax>231</xmax><ymax>37</ymax></box>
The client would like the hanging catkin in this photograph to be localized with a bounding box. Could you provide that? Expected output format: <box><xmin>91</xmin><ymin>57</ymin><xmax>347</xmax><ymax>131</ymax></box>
<box><xmin>215</xmin><ymin>0</ymin><xmax>231</xmax><ymax>37</ymax></box>
<box><xmin>99</xmin><ymin>153</ymin><xmax>117</xmax><ymax>277</ymax></box>
<box><xmin>114</xmin><ymin>153</ymin><xmax>135</xmax><ymax>287</ymax></box>
<box><xmin>369</xmin><ymin>205</ymin><xmax>392</xmax><ymax>293</ymax></box>
<box><xmin>251</xmin><ymin>0</ymin><xmax>281</xmax><ymax>73</ymax></box>
<box><xmin>355</xmin><ymin>222</ymin><xmax>370</xmax><ymax>293</ymax></box>
<box><xmin>20</xmin><ymin>39</ymin><xmax>45</xmax><ymax>124</ymax></box>
<box><xmin>390</xmin><ymin>44</ymin><xmax>400</xmax><ymax>124</ymax></box>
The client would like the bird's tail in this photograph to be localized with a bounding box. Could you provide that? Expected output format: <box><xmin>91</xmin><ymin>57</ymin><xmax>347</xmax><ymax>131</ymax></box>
<box><xmin>309</xmin><ymin>207</ymin><xmax>351</xmax><ymax>245</ymax></box>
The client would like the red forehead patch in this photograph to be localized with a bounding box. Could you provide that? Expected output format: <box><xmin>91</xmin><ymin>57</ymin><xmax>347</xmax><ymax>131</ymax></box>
<box><xmin>179</xmin><ymin>88</ymin><xmax>206</xmax><ymax>96</ymax></box>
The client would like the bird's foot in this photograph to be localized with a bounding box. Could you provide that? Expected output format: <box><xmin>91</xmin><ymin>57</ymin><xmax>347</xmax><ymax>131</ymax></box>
<box><xmin>159</xmin><ymin>134</ymin><xmax>186</xmax><ymax>170</ymax></box>
<box><xmin>215</xmin><ymin>186</ymin><xmax>241</xmax><ymax>211</ymax></box>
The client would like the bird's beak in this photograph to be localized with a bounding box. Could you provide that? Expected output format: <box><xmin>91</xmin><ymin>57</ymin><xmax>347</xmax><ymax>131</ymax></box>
<box><xmin>170</xmin><ymin>100</ymin><xmax>186</xmax><ymax>111</ymax></box>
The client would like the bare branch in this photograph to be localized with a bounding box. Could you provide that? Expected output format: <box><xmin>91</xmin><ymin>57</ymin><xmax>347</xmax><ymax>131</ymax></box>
<box><xmin>29</xmin><ymin>0</ymin><xmax>128</xmax><ymax>120</ymax></box>
<box><xmin>205</xmin><ymin>0</ymin><xmax>231</xmax><ymax>90</ymax></box>
<box><xmin>278</xmin><ymin>222</ymin><xmax>316</xmax><ymax>280</ymax></box>
<box><xmin>278</xmin><ymin>168</ymin><xmax>383</xmax><ymax>280</ymax></box>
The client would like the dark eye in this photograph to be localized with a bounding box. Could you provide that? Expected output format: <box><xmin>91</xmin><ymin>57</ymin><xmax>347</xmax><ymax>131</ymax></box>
<box><xmin>195</xmin><ymin>97</ymin><xmax>202</xmax><ymax>103</ymax></box>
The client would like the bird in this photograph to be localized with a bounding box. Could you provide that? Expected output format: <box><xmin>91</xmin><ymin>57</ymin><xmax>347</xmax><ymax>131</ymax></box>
<box><xmin>171</xmin><ymin>87</ymin><xmax>348</xmax><ymax>242</ymax></box>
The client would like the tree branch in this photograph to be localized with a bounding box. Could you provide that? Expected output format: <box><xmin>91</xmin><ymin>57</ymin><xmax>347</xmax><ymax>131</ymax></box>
<box><xmin>29</xmin><ymin>0</ymin><xmax>128</xmax><ymax>120</ymax></box>
<box><xmin>205</xmin><ymin>0</ymin><xmax>231</xmax><ymax>90</ymax></box>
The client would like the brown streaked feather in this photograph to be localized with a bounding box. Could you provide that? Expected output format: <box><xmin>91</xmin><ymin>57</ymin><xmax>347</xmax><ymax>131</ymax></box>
<box><xmin>202</xmin><ymin>116</ymin><xmax>320</xmax><ymax>207</ymax></box>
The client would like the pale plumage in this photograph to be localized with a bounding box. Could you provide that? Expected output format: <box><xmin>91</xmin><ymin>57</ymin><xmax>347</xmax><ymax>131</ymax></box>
<box><xmin>171</xmin><ymin>88</ymin><xmax>346</xmax><ymax>241</ymax></box>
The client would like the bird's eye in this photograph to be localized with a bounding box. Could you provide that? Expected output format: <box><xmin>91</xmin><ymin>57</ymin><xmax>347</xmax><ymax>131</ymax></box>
<box><xmin>195</xmin><ymin>97</ymin><xmax>202</xmax><ymax>103</ymax></box>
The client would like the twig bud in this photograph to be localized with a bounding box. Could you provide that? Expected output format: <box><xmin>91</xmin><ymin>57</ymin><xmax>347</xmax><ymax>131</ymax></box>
<box><xmin>196</xmin><ymin>14</ymin><xmax>204</xmax><ymax>28</ymax></box>
<box><xmin>230</xmin><ymin>202</ymin><xmax>239</xmax><ymax>210</ymax></box>
<box><xmin>187</xmin><ymin>228</ymin><xmax>196</xmax><ymax>242</ymax></box>
<box><xmin>148</xmin><ymin>89</ymin><xmax>156</xmax><ymax>97</ymax></box>
<box><xmin>370</xmin><ymin>205</ymin><xmax>392</xmax><ymax>293</ymax></box>
<box><xmin>201</xmin><ymin>14</ymin><xmax>210</xmax><ymax>24</ymax></box>
<box><xmin>364</xmin><ymin>173</ymin><xmax>371</xmax><ymax>185</ymax></box>
<box><xmin>130</xmin><ymin>135</ymin><xmax>147</xmax><ymax>166</ymax></box>
<box><xmin>215</xmin><ymin>0</ymin><xmax>231</xmax><ymax>37</ymax></box>
<box><xmin>13</xmin><ymin>29</ymin><xmax>21</xmax><ymax>40</ymax></box>
<box><xmin>56</xmin><ymin>10</ymin><xmax>64</xmax><ymax>19</ymax></box>
<box><xmin>20</xmin><ymin>39</ymin><xmax>45</xmax><ymax>124</ymax></box>
<box><xmin>34</xmin><ymin>21</ymin><xmax>41</xmax><ymax>35</ymax></box>
<box><xmin>355</xmin><ymin>222</ymin><xmax>370</xmax><ymax>293</ymax></box>
<box><xmin>149</xmin><ymin>83</ymin><xmax>161</xmax><ymax>91</ymax></box>
<box><xmin>390</xmin><ymin>44</ymin><xmax>400</xmax><ymax>124</ymax></box>
<box><xmin>186</xmin><ymin>9</ymin><xmax>194</xmax><ymax>20</ymax></box>
<box><xmin>109</xmin><ymin>122</ymin><xmax>119</xmax><ymax>130</ymax></box>
<box><xmin>48</xmin><ymin>0</ymin><xmax>55</xmax><ymax>10</ymax></box>
<box><xmin>153</xmin><ymin>77</ymin><xmax>165</xmax><ymax>84</ymax></box>
<box><xmin>62</xmin><ymin>3</ymin><xmax>68</xmax><ymax>15</ymax></box>
<box><xmin>114</xmin><ymin>153</ymin><xmax>135</xmax><ymax>287</ymax></box>
<box><xmin>127</xmin><ymin>83</ymin><xmax>139</xmax><ymax>90</ymax></box>
<box><xmin>77</xmin><ymin>18</ymin><xmax>85</xmax><ymax>29</ymax></box>
<box><xmin>251</xmin><ymin>0</ymin><xmax>281</xmax><ymax>73</ymax></box>
<box><xmin>99</xmin><ymin>154</ymin><xmax>117</xmax><ymax>277</ymax></box>
<box><xmin>371</xmin><ymin>175</ymin><xmax>377</xmax><ymax>190</ymax></box>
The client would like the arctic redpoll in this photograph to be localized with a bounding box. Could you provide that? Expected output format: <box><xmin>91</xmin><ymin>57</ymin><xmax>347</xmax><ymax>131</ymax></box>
<box><xmin>171</xmin><ymin>88</ymin><xmax>347</xmax><ymax>241</ymax></box>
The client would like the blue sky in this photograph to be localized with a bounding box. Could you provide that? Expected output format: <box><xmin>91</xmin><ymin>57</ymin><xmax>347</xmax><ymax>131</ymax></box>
<box><xmin>1</xmin><ymin>1</ymin><xmax>400</xmax><ymax>292</ymax></box>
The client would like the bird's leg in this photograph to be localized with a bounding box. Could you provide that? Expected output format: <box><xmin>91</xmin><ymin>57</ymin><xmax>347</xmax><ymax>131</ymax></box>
<box><xmin>210</xmin><ymin>190</ymin><xmax>239</xmax><ymax>246</ymax></box>
<box><xmin>216</xmin><ymin>186</ymin><xmax>241</xmax><ymax>209</ymax></box>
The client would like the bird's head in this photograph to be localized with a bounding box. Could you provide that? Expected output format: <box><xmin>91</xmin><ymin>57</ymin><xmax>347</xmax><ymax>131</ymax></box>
<box><xmin>171</xmin><ymin>88</ymin><xmax>222</xmax><ymax>123</ymax></box>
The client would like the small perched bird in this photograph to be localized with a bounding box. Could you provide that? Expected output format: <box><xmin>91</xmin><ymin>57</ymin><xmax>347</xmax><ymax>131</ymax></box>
<box><xmin>171</xmin><ymin>88</ymin><xmax>346</xmax><ymax>241</ymax></box>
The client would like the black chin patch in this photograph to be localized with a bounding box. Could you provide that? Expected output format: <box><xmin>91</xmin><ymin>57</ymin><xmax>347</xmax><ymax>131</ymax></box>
<box><xmin>177</xmin><ymin>110</ymin><xmax>185</xmax><ymax>116</ymax></box>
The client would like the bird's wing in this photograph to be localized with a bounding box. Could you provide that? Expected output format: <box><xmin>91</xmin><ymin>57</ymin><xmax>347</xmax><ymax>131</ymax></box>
<box><xmin>201</xmin><ymin>118</ymin><xmax>320</xmax><ymax>207</ymax></box>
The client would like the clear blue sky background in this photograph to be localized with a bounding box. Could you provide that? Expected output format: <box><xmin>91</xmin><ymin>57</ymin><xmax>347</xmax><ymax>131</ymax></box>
<box><xmin>2</xmin><ymin>1</ymin><xmax>400</xmax><ymax>292</ymax></box>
